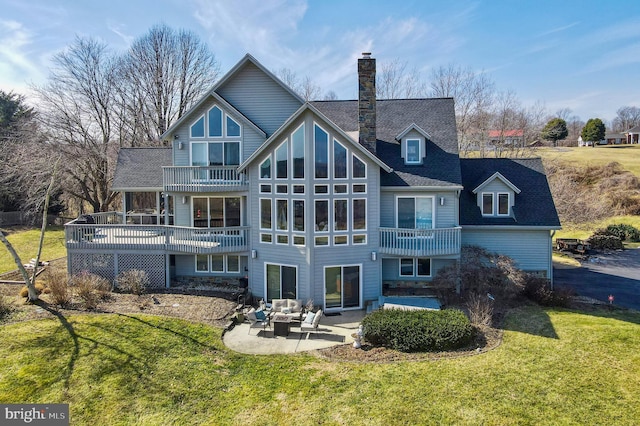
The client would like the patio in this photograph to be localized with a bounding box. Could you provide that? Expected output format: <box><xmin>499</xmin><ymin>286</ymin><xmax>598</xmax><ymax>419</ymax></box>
<box><xmin>223</xmin><ymin>310</ymin><xmax>366</xmax><ymax>355</ymax></box>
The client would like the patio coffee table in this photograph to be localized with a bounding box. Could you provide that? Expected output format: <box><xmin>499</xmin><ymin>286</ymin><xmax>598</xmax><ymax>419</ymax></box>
<box><xmin>272</xmin><ymin>314</ymin><xmax>292</xmax><ymax>336</ymax></box>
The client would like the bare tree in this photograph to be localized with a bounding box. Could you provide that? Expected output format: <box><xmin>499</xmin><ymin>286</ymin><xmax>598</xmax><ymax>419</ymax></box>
<box><xmin>118</xmin><ymin>24</ymin><xmax>220</xmax><ymax>142</ymax></box>
<box><xmin>274</xmin><ymin>68</ymin><xmax>321</xmax><ymax>101</ymax></box>
<box><xmin>555</xmin><ymin>107</ymin><xmax>573</xmax><ymax>121</ymax></box>
<box><xmin>323</xmin><ymin>90</ymin><xmax>338</xmax><ymax>101</ymax></box>
<box><xmin>429</xmin><ymin>64</ymin><xmax>495</xmax><ymax>153</ymax></box>
<box><xmin>612</xmin><ymin>106</ymin><xmax>640</xmax><ymax>132</ymax></box>
<box><xmin>377</xmin><ymin>59</ymin><xmax>427</xmax><ymax>99</ymax></box>
<box><xmin>34</xmin><ymin>37</ymin><xmax>120</xmax><ymax>213</ymax></box>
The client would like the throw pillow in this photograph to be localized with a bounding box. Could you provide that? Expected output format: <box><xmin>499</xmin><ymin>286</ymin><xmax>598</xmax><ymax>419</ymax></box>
<box><xmin>303</xmin><ymin>312</ymin><xmax>315</xmax><ymax>324</ymax></box>
<box><xmin>255</xmin><ymin>310</ymin><xmax>266</xmax><ymax>321</ymax></box>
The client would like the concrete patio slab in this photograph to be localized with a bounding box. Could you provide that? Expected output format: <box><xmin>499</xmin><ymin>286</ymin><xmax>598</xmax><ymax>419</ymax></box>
<box><xmin>222</xmin><ymin>310</ymin><xmax>366</xmax><ymax>355</ymax></box>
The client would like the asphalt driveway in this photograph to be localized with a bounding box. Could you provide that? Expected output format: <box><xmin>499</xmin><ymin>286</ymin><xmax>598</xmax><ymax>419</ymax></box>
<box><xmin>554</xmin><ymin>248</ymin><xmax>640</xmax><ymax>311</ymax></box>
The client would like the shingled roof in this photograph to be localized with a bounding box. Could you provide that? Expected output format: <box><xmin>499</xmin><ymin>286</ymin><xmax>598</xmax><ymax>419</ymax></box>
<box><xmin>112</xmin><ymin>148</ymin><xmax>172</xmax><ymax>191</ymax></box>
<box><xmin>311</xmin><ymin>98</ymin><xmax>462</xmax><ymax>187</ymax></box>
<box><xmin>459</xmin><ymin>158</ymin><xmax>561</xmax><ymax>227</ymax></box>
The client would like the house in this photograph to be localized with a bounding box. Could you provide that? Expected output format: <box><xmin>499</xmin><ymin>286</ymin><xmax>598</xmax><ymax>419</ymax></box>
<box><xmin>623</xmin><ymin>125</ymin><xmax>640</xmax><ymax>144</ymax></box>
<box><xmin>604</xmin><ymin>132</ymin><xmax>626</xmax><ymax>145</ymax></box>
<box><xmin>65</xmin><ymin>53</ymin><xmax>561</xmax><ymax>312</ymax></box>
<box><xmin>488</xmin><ymin>129</ymin><xmax>524</xmax><ymax>147</ymax></box>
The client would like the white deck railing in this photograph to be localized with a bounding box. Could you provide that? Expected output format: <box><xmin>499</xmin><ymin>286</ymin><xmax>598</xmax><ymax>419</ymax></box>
<box><xmin>378</xmin><ymin>227</ymin><xmax>461</xmax><ymax>257</ymax></box>
<box><xmin>65</xmin><ymin>219</ymin><xmax>249</xmax><ymax>254</ymax></box>
<box><xmin>163</xmin><ymin>166</ymin><xmax>248</xmax><ymax>192</ymax></box>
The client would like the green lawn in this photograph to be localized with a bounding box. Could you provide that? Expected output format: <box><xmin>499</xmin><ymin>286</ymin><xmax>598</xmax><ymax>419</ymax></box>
<box><xmin>537</xmin><ymin>145</ymin><xmax>640</xmax><ymax>177</ymax></box>
<box><xmin>0</xmin><ymin>226</ymin><xmax>66</xmax><ymax>274</ymax></box>
<box><xmin>1</xmin><ymin>307</ymin><xmax>639</xmax><ymax>425</ymax></box>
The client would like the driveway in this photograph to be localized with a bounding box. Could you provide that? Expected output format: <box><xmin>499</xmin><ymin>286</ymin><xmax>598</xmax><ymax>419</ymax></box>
<box><xmin>554</xmin><ymin>248</ymin><xmax>640</xmax><ymax>311</ymax></box>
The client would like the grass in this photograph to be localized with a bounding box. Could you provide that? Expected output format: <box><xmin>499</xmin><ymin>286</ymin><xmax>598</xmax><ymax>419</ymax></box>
<box><xmin>0</xmin><ymin>226</ymin><xmax>67</xmax><ymax>274</ymax></box>
<box><xmin>554</xmin><ymin>215</ymin><xmax>640</xmax><ymax>249</ymax></box>
<box><xmin>537</xmin><ymin>145</ymin><xmax>640</xmax><ymax>177</ymax></box>
<box><xmin>1</xmin><ymin>307</ymin><xmax>639</xmax><ymax>425</ymax></box>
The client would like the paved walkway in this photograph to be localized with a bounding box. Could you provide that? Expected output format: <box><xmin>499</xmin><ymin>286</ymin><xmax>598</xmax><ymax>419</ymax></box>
<box><xmin>223</xmin><ymin>310</ymin><xmax>366</xmax><ymax>355</ymax></box>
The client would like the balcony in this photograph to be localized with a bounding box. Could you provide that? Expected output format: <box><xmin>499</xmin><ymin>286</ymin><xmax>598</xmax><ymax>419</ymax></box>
<box><xmin>379</xmin><ymin>227</ymin><xmax>461</xmax><ymax>257</ymax></box>
<box><xmin>163</xmin><ymin>166</ymin><xmax>248</xmax><ymax>192</ymax></box>
<box><xmin>65</xmin><ymin>215</ymin><xmax>249</xmax><ymax>254</ymax></box>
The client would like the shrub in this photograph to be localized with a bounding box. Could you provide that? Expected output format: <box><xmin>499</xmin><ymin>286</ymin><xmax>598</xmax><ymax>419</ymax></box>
<box><xmin>523</xmin><ymin>275</ymin><xmax>574</xmax><ymax>307</ymax></box>
<box><xmin>0</xmin><ymin>295</ymin><xmax>12</xmax><ymax>319</ymax></box>
<box><xmin>362</xmin><ymin>308</ymin><xmax>474</xmax><ymax>352</ymax></box>
<box><xmin>19</xmin><ymin>282</ymin><xmax>46</xmax><ymax>298</ymax></box>
<box><xmin>70</xmin><ymin>272</ymin><xmax>110</xmax><ymax>310</ymax></box>
<box><xmin>46</xmin><ymin>268</ymin><xmax>71</xmax><ymax>306</ymax></box>
<box><xmin>115</xmin><ymin>269</ymin><xmax>150</xmax><ymax>295</ymax></box>
<box><xmin>596</xmin><ymin>224</ymin><xmax>640</xmax><ymax>242</ymax></box>
<box><xmin>587</xmin><ymin>234</ymin><xmax>624</xmax><ymax>250</ymax></box>
<box><xmin>465</xmin><ymin>292</ymin><xmax>493</xmax><ymax>327</ymax></box>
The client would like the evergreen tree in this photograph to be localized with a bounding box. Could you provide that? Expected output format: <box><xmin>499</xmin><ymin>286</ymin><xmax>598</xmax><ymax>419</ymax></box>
<box><xmin>581</xmin><ymin>118</ymin><xmax>606</xmax><ymax>146</ymax></box>
<box><xmin>540</xmin><ymin>117</ymin><xmax>568</xmax><ymax>147</ymax></box>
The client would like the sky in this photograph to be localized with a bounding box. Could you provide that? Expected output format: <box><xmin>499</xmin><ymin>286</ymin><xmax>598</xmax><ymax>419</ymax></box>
<box><xmin>1</xmin><ymin>0</ymin><xmax>639</xmax><ymax>123</ymax></box>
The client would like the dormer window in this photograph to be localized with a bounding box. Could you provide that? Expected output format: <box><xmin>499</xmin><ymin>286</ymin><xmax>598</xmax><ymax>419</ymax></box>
<box><xmin>481</xmin><ymin>192</ymin><xmax>511</xmax><ymax>216</ymax></box>
<box><xmin>406</xmin><ymin>139</ymin><xmax>421</xmax><ymax>164</ymax></box>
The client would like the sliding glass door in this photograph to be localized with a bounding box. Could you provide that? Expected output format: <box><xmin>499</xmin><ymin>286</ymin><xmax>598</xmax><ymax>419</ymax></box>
<box><xmin>324</xmin><ymin>265</ymin><xmax>360</xmax><ymax>310</ymax></box>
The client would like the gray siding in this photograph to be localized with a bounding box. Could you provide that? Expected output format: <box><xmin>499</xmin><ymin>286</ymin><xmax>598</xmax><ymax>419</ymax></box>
<box><xmin>475</xmin><ymin>180</ymin><xmax>515</xmax><ymax>212</ymax></box>
<box><xmin>382</xmin><ymin>257</ymin><xmax>455</xmax><ymax>281</ymax></box>
<box><xmin>217</xmin><ymin>62</ymin><xmax>302</xmax><ymax>137</ymax></box>
<box><xmin>380</xmin><ymin>190</ymin><xmax>458</xmax><ymax>228</ymax></box>
<box><xmin>462</xmin><ymin>228</ymin><xmax>552</xmax><ymax>273</ymax></box>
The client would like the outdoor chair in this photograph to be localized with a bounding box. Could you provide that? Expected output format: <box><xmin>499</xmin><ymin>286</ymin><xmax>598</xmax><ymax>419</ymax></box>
<box><xmin>300</xmin><ymin>309</ymin><xmax>322</xmax><ymax>334</ymax></box>
<box><xmin>246</xmin><ymin>308</ymin><xmax>271</xmax><ymax>335</ymax></box>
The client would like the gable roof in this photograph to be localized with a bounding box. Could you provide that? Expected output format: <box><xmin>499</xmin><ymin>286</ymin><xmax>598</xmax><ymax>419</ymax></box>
<box><xmin>112</xmin><ymin>148</ymin><xmax>172</xmax><ymax>191</ymax></box>
<box><xmin>311</xmin><ymin>98</ymin><xmax>462</xmax><ymax>187</ymax></box>
<box><xmin>472</xmin><ymin>171</ymin><xmax>521</xmax><ymax>194</ymax></box>
<box><xmin>238</xmin><ymin>102</ymin><xmax>392</xmax><ymax>173</ymax></box>
<box><xmin>395</xmin><ymin>123</ymin><xmax>431</xmax><ymax>141</ymax></box>
<box><xmin>460</xmin><ymin>158</ymin><xmax>561</xmax><ymax>228</ymax></box>
<box><xmin>488</xmin><ymin>129</ymin><xmax>524</xmax><ymax>138</ymax></box>
<box><xmin>624</xmin><ymin>125</ymin><xmax>640</xmax><ymax>133</ymax></box>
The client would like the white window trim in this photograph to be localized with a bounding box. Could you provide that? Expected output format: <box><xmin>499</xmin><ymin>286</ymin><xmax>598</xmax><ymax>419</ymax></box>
<box><xmin>275</xmin><ymin>198</ymin><xmax>288</xmax><ymax>231</ymax></box>
<box><xmin>333</xmin><ymin>198</ymin><xmax>349</xmax><ymax>232</ymax></box>
<box><xmin>275</xmin><ymin>139</ymin><xmax>289</xmax><ymax>180</ymax></box>
<box><xmin>264</xmin><ymin>262</ymin><xmax>298</xmax><ymax>301</ymax></box>
<box><xmin>194</xmin><ymin>254</ymin><xmax>241</xmax><ymax>274</ymax></box>
<box><xmin>352</xmin><ymin>198</ymin><xmax>367</xmax><ymax>232</ymax></box>
<box><xmin>292</xmin><ymin>235</ymin><xmax>306</xmax><ymax>247</ymax></box>
<box><xmin>398</xmin><ymin>258</ymin><xmax>432</xmax><ymax>277</ymax></box>
<box><xmin>259</xmin><ymin>184</ymin><xmax>272</xmax><ymax>194</ymax></box>
<box><xmin>352</xmin><ymin>153</ymin><xmax>367</xmax><ymax>179</ymax></box>
<box><xmin>275</xmin><ymin>234</ymin><xmax>289</xmax><ymax>245</ymax></box>
<box><xmin>352</xmin><ymin>184</ymin><xmax>367</xmax><ymax>194</ymax></box>
<box><xmin>315</xmin><ymin>199</ymin><xmax>329</xmax><ymax>233</ymax></box>
<box><xmin>323</xmin><ymin>264</ymin><xmax>363</xmax><ymax>311</ymax></box>
<box><xmin>497</xmin><ymin>192</ymin><xmax>510</xmax><ymax>216</ymax></box>
<box><xmin>259</xmin><ymin>198</ymin><xmax>272</xmax><ymax>231</ymax></box>
<box><xmin>292</xmin><ymin>199</ymin><xmax>305</xmax><ymax>233</ymax></box>
<box><xmin>333</xmin><ymin>138</ymin><xmax>349</xmax><ymax>180</ymax></box>
<box><xmin>190</xmin><ymin>115</ymin><xmax>206</xmax><ymax>139</ymax></box>
<box><xmin>225</xmin><ymin>114</ymin><xmax>242</xmax><ymax>138</ymax></box>
<box><xmin>314</xmin><ymin>236</ymin><xmax>330</xmax><ymax>247</ymax></box>
<box><xmin>395</xmin><ymin>195</ymin><xmax>435</xmax><ymax>229</ymax></box>
<box><xmin>259</xmin><ymin>155</ymin><xmax>272</xmax><ymax>180</ymax></box>
<box><xmin>191</xmin><ymin>196</ymin><xmax>243</xmax><ymax>228</ymax></box>
<box><xmin>291</xmin><ymin>123</ymin><xmax>306</xmax><ymax>180</ymax></box>
<box><xmin>405</xmin><ymin>138</ymin><xmax>422</xmax><ymax>164</ymax></box>
<box><xmin>190</xmin><ymin>140</ymin><xmax>242</xmax><ymax>167</ymax></box>
<box><xmin>260</xmin><ymin>233</ymin><xmax>273</xmax><ymax>244</ymax></box>
<box><xmin>314</xmin><ymin>122</ymin><xmax>330</xmax><ymax>180</ymax></box>
<box><xmin>481</xmin><ymin>192</ymin><xmax>494</xmax><ymax>216</ymax></box>
<box><xmin>352</xmin><ymin>234</ymin><xmax>367</xmax><ymax>245</ymax></box>
<box><xmin>207</xmin><ymin>105</ymin><xmax>223</xmax><ymax>138</ymax></box>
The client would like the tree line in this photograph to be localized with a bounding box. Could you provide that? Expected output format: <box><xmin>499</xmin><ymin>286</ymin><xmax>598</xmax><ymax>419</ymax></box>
<box><xmin>1</xmin><ymin>24</ymin><xmax>639</xmax><ymax>219</ymax></box>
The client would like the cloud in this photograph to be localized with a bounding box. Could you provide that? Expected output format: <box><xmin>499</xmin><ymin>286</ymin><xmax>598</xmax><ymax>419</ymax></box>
<box><xmin>107</xmin><ymin>21</ymin><xmax>134</xmax><ymax>47</ymax></box>
<box><xmin>535</xmin><ymin>22</ymin><xmax>580</xmax><ymax>38</ymax></box>
<box><xmin>0</xmin><ymin>20</ymin><xmax>45</xmax><ymax>93</ymax></box>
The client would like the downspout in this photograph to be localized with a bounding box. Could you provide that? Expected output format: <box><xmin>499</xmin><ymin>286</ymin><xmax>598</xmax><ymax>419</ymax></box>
<box><xmin>550</xmin><ymin>230</ymin><xmax>556</xmax><ymax>290</ymax></box>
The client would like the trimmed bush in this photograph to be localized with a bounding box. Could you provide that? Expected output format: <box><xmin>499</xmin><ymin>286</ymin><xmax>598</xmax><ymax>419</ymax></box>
<box><xmin>362</xmin><ymin>308</ymin><xmax>474</xmax><ymax>352</ymax></box>
<box><xmin>523</xmin><ymin>275</ymin><xmax>574</xmax><ymax>307</ymax></box>
<box><xmin>70</xmin><ymin>272</ymin><xmax>110</xmax><ymax>310</ymax></box>
<box><xmin>115</xmin><ymin>269</ymin><xmax>150</xmax><ymax>295</ymax></box>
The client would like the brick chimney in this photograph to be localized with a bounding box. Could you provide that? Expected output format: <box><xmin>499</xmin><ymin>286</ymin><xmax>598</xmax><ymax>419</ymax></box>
<box><xmin>358</xmin><ymin>52</ymin><xmax>376</xmax><ymax>154</ymax></box>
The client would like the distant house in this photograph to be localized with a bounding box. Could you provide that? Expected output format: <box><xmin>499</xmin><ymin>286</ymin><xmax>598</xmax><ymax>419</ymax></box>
<box><xmin>624</xmin><ymin>125</ymin><xmax>640</xmax><ymax>144</ymax></box>
<box><xmin>64</xmin><ymin>53</ymin><xmax>561</xmax><ymax>311</ymax></box>
<box><xmin>488</xmin><ymin>130</ymin><xmax>524</xmax><ymax>147</ymax></box>
<box><xmin>604</xmin><ymin>132</ymin><xmax>626</xmax><ymax>144</ymax></box>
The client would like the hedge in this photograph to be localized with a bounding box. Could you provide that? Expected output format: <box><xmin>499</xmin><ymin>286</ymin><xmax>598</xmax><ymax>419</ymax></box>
<box><xmin>361</xmin><ymin>308</ymin><xmax>474</xmax><ymax>352</ymax></box>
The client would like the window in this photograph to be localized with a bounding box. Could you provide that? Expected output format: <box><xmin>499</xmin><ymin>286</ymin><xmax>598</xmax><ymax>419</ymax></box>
<box><xmin>334</xmin><ymin>235</ymin><xmax>348</xmax><ymax>245</ymax></box>
<box><xmin>260</xmin><ymin>199</ymin><xmax>271</xmax><ymax>230</ymax></box>
<box><xmin>399</xmin><ymin>258</ymin><xmax>431</xmax><ymax>277</ymax></box>
<box><xmin>192</xmin><ymin>141</ymin><xmax>240</xmax><ymax>167</ymax></box>
<box><xmin>498</xmin><ymin>193</ymin><xmax>509</xmax><ymax>216</ymax></box>
<box><xmin>195</xmin><ymin>255</ymin><xmax>241</xmax><ymax>273</ymax></box>
<box><xmin>406</xmin><ymin>139</ymin><xmax>421</xmax><ymax>164</ymax></box>
<box><xmin>315</xmin><ymin>236</ymin><xmax>329</xmax><ymax>246</ymax></box>
<box><xmin>353</xmin><ymin>235</ymin><xmax>366</xmax><ymax>244</ymax></box>
<box><xmin>192</xmin><ymin>197</ymin><xmax>241</xmax><ymax>228</ymax></box>
<box><xmin>293</xmin><ymin>185</ymin><xmax>305</xmax><ymax>194</ymax></box>
<box><xmin>276</xmin><ymin>199</ymin><xmax>288</xmax><ymax>230</ymax></box>
<box><xmin>191</xmin><ymin>116</ymin><xmax>205</xmax><ymax>138</ymax></box>
<box><xmin>397</xmin><ymin>197</ymin><xmax>433</xmax><ymax>229</ymax></box>
<box><xmin>293</xmin><ymin>200</ymin><xmax>304</xmax><ymax>232</ymax></box>
<box><xmin>293</xmin><ymin>236</ymin><xmax>305</xmax><ymax>246</ymax></box>
<box><xmin>482</xmin><ymin>193</ymin><xmax>494</xmax><ymax>216</ymax></box>
<box><xmin>334</xmin><ymin>199</ymin><xmax>348</xmax><ymax>231</ymax></box>
<box><xmin>314</xmin><ymin>124</ymin><xmax>329</xmax><ymax>178</ymax></box>
<box><xmin>352</xmin><ymin>155</ymin><xmax>366</xmax><ymax>178</ymax></box>
<box><xmin>292</xmin><ymin>124</ymin><xmax>305</xmax><ymax>179</ymax></box>
<box><xmin>277</xmin><ymin>235</ymin><xmax>289</xmax><ymax>244</ymax></box>
<box><xmin>266</xmin><ymin>263</ymin><xmax>297</xmax><ymax>301</ymax></box>
<box><xmin>315</xmin><ymin>200</ymin><xmax>328</xmax><ymax>232</ymax></box>
<box><xmin>334</xmin><ymin>184</ymin><xmax>347</xmax><ymax>194</ymax></box>
<box><xmin>226</xmin><ymin>116</ymin><xmax>240</xmax><ymax>137</ymax></box>
<box><xmin>275</xmin><ymin>140</ymin><xmax>288</xmax><ymax>179</ymax></box>
<box><xmin>261</xmin><ymin>233</ymin><xmax>272</xmax><ymax>243</ymax></box>
<box><xmin>260</xmin><ymin>156</ymin><xmax>272</xmax><ymax>179</ymax></box>
<box><xmin>325</xmin><ymin>265</ymin><xmax>360</xmax><ymax>309</ymax></box>
<box><xmin>208</xmin><ymin>106</ymin><xmax>222</xmax><ymax>137</ymax></box>
<box><xmin>353</xmin><ymin>184</ymin><xmax>366</xmax><ymax>193</ymax></box>
<box><xmin>276</xmin><ymin>185</ymin><xmax>288</xmax><ymax>194</ymax></box>
<box><xmin>353</xmin><ymin>199</ymin><xmax>366</xmax><ymax>230</ymax></box>
<box><xmin>334</xmin><ymin>140</ymin><xmax>347</xmax><ymax>178</ymax></box>
<box><xmin>315</xmin><ymin>185</ymin><xmax>328</xmax><ymax>194</ymax></box>
<box><xmin>260</xmin><ymin>184</ymin><xmax>271</xmax><ymax>193</ymax></box>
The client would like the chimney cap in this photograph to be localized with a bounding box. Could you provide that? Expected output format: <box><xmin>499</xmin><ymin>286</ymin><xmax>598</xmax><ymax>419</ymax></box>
<box><xmin>361</xmin><ymin>52</ymin><xmax>372</xmax><ymax>58</ymax></box>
